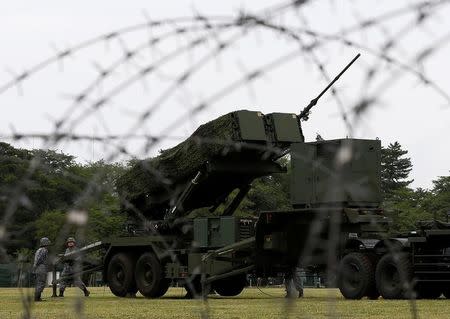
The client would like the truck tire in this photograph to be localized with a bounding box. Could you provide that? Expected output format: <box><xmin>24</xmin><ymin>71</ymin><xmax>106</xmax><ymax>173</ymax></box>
<box><xmin>338</xmin><ymin>252</ymin><xmax>376</xmax><ymax>300</ymax></box>
<box><xmin>376</xmin><ymin>253</ymin><xmax>413</xmax><ymax>299</ymax></box>
<box><xmin>135</xmin><ymin>252</ymin><xmax>169</xmax><ymax>298</ymax></box>
<box><xmin>213</xmin><ymin>274</ymin><xmax>247</xmax><ymax>297</ymax></box>
<box><xmin>107</xmin><ymin>253</ymin><xmax>137</xmax><ymax>297</ymax></box>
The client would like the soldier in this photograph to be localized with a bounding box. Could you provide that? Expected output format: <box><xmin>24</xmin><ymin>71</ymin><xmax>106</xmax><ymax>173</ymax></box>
<box><xmin>58</xmin><ymin>237</ymin><xmax>90</xmax><ymax>297</ymax></box>
<box><xmin>33</xmin><ymin>237</ymin><xmax>51</xmax><ymax>302</ymax></box>
<box><xmin>285</xmin><ymin>266</ymin><xmax>304</xmax><ymax>298</ymax></box>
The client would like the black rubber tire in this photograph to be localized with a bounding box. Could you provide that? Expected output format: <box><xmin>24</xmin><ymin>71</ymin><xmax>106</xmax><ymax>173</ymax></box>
<box><xmin>417</xmin><ymin>283</ymin><xmax>442</xmax><ymax>299</ymax></box>
<box><xmin>338</xmin><ymin>253</ymin><xmax>376</xmax><ymax>300</ymax></box>
<box><xmin>135</xmin><ymin>252</ymin><xmax>169</xmax><ymax>298</ymax></box>
<box><xmin>376</xmin><ymin>253</ymin><xmax>413</xmax><ymax>299</ymax></box>
<box><xmin>107</xmin><ymin>253</ymin><xmax>136</xmax><ymax>297</ymax></box>
<box><xmin>213</xmin><ymin>274</ymin><xmax>247</xmax><ymax>297</ymax></box>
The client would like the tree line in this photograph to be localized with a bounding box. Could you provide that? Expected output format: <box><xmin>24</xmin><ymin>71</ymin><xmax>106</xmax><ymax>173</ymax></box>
<box><xmin>0</xmin><ymin>140</ymin><xmax>448</xmax><ymax>261</ymax></box>
<box><xmin>0</xmin><ymin>142</ymin><xmax>126</xmax><ymax>262</ymax></box>
<box><xmin>381</xmin><ymin>142</ymin><xmax>450</xmax><ymax>233</ymax></box>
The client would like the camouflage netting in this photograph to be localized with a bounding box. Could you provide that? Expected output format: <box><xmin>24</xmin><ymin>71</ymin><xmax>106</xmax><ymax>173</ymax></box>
<box><xmin>117</xmin><ymin>111</ymin><xmax>249</xmax><ymax>203</ymax></box>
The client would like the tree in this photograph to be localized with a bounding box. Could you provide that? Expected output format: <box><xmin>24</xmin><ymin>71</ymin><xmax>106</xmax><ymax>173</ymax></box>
<box><xmin>0</xmin><ymin>143</ymin><xmax>88</xmax><ymax>255</ymax></box>
<box><xmin>33</xmin><ymin>161</ymin><xmax>127</xmax><ymax>246</ymax></box>
<box><xmin>385</xmin><ymin>174</ymin><xmax>450</xmax><ymax>233</ymax></box>
<box><xmin>422</xmin><ymin>174</ymin><xmax>450</xmax><ymax>221</ymax></box>
<box><xmin>381</xmin><ymin>141</ymin><xmax>413</xmax><ymax>198</ymax></box>
<box><xmin>35</xmin><ymin>209</ymin><xmax>126</xmax><ymax>249</ymax></box>
<box><xmin>379</xmin><ymin>141</ymin><xmax>432</xmax><ymax>232</ymax></box>
<box><xmin>0</xmin><ymin>142</ymin><xmax>126</xmax><ymax>258</ymax></box>
<box><xmin>384</xmin><ymin>187</ymin><xmax>432</xmax><ymax>233</ymax></box>
<box><xmin>35</xmin><ymin>210</ymin><xmax>68</xmax><ymax>243</ymax></box>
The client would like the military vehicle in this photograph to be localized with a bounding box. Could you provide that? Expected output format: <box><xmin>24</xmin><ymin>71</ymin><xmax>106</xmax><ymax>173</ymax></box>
<box><xmin>52</xmin><ymin>55</ymin><xmax>450</xmax><ymax>300</ymax></box>
<box><xmin>51</xmin><ymin>110</ymin><xmax>390</xmax><ymax>300</ymax></box>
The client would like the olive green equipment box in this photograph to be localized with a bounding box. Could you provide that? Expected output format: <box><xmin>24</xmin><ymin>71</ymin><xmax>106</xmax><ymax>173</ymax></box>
<box><xmin>290</xmin><ymin>138</ymin><xmax>381</xmax><ymax>208</ymax></box>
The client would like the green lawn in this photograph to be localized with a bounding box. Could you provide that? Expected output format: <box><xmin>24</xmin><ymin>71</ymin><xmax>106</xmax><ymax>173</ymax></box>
<box><xmin>1</xmin><ymin>287</ymin><xmax>448</xmax><ymax>319</ymax></box>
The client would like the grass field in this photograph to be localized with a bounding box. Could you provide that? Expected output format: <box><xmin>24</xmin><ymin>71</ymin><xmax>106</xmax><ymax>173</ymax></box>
<box><xmin>1</xmin><ymin>287</ymin><xmax>449</xmax><ymax>319</ymax></box>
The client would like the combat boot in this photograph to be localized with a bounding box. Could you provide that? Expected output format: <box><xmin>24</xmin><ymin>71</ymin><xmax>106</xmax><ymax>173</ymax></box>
<box><xmin>83</xmin><ymin>288</ymin><xmax>90</xmax><ymax>297</ymax></box>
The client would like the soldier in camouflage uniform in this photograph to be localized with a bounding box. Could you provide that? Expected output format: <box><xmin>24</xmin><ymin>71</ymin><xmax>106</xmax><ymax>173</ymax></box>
<box><xmin>33</xmin><ymin>237</ymin><xmax>51</xmax><ymax>302</ymax></box>
<box><xmin>285</xmin><ymin>266</ymin><xmax>304</xmax><ymax>298</ymax></box>
<box><xmin>58</xmin><ymin>237</ymin><xmax>90</xmax><ymax>297</ymax></box>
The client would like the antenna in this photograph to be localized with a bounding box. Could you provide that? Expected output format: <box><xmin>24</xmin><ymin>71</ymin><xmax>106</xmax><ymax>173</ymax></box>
<box><xmin>299</xmin><ymin>53</ymin><xmax>361</xmax><ymax>121</ymax></box>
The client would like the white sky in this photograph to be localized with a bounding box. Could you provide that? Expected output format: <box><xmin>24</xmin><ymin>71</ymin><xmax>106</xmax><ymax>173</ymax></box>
<box><xmin>1</xmin><ymin>0</ymin><xmax>449</xmax><ymax>189</ymax></box>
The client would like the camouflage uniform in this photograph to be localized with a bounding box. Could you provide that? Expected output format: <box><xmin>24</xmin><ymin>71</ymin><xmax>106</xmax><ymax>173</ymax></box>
<box><xmin>33</xmin><ymin>237</ymin><xmax>51</xmax><ymax>301</ymax></box>
<box><xmin>59</xmin><ymin>238</ymin><xmax>90</xmax><ymax>297</ymax></box>
<box><xmin>285</xmin><ymin>266</ymin><xmax>304</xmax><ymax>298</ymax></box>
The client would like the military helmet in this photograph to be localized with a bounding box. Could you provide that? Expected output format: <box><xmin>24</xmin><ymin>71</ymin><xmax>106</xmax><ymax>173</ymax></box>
<box><xmin>66</xmin><ymin>237</ymin><xmax>76</xmax><ymax>244</ymax></box>
<box><xmin>40</xmin><ymin>237</ymin><xmax>51</xmax><ymax>247</ymax></box>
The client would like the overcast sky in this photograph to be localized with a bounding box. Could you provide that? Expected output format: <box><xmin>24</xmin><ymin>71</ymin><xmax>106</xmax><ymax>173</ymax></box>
<box><xmin>1</xmin><ymin>0</ymin><xmax>449</xmax><ymax>189</ymax></box>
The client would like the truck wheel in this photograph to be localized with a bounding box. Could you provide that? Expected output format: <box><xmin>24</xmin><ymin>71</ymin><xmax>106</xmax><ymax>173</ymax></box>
<box><xmin>107</xmin><ymin>253</ymin><xmax>137</xmax><ymax>297</ymax></box>
<box><xmin>213</xmin><ymin>274</ymin><xmax>247</xmax><ymax>297</ymax></box>
<box><xmin>338</xmin><ymin>252</ymin><xmax>376</xmax><ymax>300</ymax></box>
<box><xmin>135</xmin><ymin>252</ymin><xmax>169</xmax><ymax>298</ymax></box>
<box><xmin>375</xmin><ymin>253</ymin><xmax>413</xmax><ymax>299</ymax></box>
